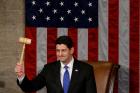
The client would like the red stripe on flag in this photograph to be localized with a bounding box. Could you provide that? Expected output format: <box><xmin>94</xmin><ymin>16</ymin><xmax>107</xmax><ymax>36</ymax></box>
<box><xmin>25</xmin><ymin>27</ymin><xmax>37</xmax><ymax>80</ymax></box>
<box><xmin>47</xmin><ymin>28</ymin><xmax>57</xmax><ymax>63</ymax></box>
<box><xmin>108</xmin><ymin>0</ymin><xmax>119</xmax><ymax>64</ymax></box>
<box><xmin>108</xmin><ymin>0</ymin><xmax>119</xmax><ymax>93</ymax></box>
<box><xmin>88</xmin><ymin>28</ymin><xmax>98</xmax><ymax>61</ymax></box>
<box><xmin>129</xmin><ymin>0</ymin><xmax>139</xmax><ymax>92</ymax></box>
<box><xmin>68</xmin><ymin>28</ymin><xmax>78</xmax><ymax>58</ymax></box>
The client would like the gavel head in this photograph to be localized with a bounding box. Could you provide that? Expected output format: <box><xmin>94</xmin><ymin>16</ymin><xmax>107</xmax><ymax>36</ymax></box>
<box><xmin>19</xmin><ymin>37</ymin><xmax>31</xmax><ymax>44</ymax></box>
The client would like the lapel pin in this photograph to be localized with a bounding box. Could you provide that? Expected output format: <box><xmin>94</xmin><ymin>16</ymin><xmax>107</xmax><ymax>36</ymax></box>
<box><xmin>75</xmin><ymin>69</ymin><xmax>78</xmax><ymax>72</ymax></box>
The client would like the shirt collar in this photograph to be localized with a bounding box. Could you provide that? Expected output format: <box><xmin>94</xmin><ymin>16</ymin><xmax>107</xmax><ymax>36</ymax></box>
<box><xmin>60</xmin><ymin>57</ymin><xmax>74</xmax><ymax>69</ymax></box>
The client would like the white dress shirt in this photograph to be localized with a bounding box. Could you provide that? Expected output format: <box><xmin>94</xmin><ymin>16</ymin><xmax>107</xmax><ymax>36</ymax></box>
<box><xmin>60</xmin><ymin>57</ymin><xmax>74</xmax><ymax>87</ymax></box>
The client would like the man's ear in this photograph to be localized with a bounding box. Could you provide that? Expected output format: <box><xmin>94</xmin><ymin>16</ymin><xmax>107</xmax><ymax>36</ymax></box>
<box><xmin>70</xmin><ymin>47</ymin><xmax>74</xmax><ymax>54</ymax></box>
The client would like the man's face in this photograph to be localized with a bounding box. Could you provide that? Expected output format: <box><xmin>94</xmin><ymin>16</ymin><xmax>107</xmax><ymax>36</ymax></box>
<box><xmin>56</xmin><ymin>44</ymin><xmax>74</xmax><ymax>64</ymax></box>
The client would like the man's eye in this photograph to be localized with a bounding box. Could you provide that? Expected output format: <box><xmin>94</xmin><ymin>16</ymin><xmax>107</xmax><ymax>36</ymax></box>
<box><xmin>56</xmin><ymin>50</ymin><xmax>59</xmax><ymax>52</ymax></box>
<box><xmin>62</xmin><ymin>50</ymin><xmax>66</xmax><ymax>52</ymax></box>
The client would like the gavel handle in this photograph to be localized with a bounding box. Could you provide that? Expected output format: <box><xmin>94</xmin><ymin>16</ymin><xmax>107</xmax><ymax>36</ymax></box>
<box><xmin>19</xmin><ymin>44</ymin><xmax>25</xmax><ymax>64</ymax></box>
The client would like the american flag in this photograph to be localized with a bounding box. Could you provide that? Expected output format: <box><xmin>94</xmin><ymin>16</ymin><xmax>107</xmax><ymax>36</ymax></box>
<box><xmin>24</xmin><ymin>0</ymin><xmax>140</xmax><ymax>93</ymax></box>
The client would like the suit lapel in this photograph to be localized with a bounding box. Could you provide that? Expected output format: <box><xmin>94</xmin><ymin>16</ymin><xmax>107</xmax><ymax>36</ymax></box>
<box><xmin>55</xmin><ymin>61</ymin><xmax>63</xmax><ymax>91</ymax></box>
<box><xmin>68</xmin><ymin>60</ymin><xmax>80</xmax><ymax>93</ymax></box>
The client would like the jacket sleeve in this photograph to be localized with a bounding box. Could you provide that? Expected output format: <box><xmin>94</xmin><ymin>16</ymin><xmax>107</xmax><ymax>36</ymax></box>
<box><xmin>17</xmin><ymin>67</ymin><xmax>47</xmax><ymax>92</ymax></box>
<box><xmin>85</xmin><ymin>66</ymin><xmax>97</xmax><ymax>93</ymax></box>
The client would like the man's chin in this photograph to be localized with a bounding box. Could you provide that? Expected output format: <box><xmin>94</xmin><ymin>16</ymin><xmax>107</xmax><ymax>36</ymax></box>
<box><xmin>59</xmin><ymin>59</ymin><xmax>66</xmax><ymax>63</ymax></box>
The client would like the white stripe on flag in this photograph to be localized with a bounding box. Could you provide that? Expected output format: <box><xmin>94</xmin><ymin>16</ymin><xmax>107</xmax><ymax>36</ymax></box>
<box><xmin>77</xmin><ymin>29</ymin><xmax>88</xmax><ymax>60</ymax></box>
<box><xmin>37</xmin><ymin>28</ymin><xmax>47</xmax><ymax>73</ymax></box>
<box><xmin>37</xmin><ymin>28</ymin><xmax>47</xmax><ymax>93</ymax></box>
<box><xmin>57</xmin><ymin>28</ymin><xmax>68</xmax><ymax>37</ymax></box>
<box><xmin>98</xmin><ymin>0</ymin><xmax>108</xmax><ymax>61</ymax></box>
<box><xmin>118</xmin><ymin>0</ymin><xmax>130</xmax><ymax>93</ymax></box>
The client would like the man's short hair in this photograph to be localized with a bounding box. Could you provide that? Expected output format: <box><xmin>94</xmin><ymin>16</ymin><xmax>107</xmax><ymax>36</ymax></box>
<box><xmin>55</xmin><ymin>36</ymin><xmax>73</xmax><ymax>49</ymax></box>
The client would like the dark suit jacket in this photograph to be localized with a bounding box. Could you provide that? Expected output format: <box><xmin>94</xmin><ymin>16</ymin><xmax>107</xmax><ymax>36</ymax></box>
<box><xmin>17</xmin><ymin>59</ymin><xmax>97</xmax><ymax>93</ymax></box>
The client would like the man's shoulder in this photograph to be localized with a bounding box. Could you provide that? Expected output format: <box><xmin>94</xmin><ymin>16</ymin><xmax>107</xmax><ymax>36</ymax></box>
<box><xmin>75</xmin><ymin>60</ymin><xmax>93</xmax><ymax>69</ymax></box>
<box><xmin>73</xmin><ymin>60</ymin><xmax>94</xmax><ymax>74</ymax></box>
<box><xmin>44</xmin><ymin>61</ymin><xmax>60</xmax><ymax>68</ymax></box>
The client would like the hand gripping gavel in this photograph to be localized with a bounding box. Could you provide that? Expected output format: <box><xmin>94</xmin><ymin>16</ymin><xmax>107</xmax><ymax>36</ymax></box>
<box><xmin>19</xmin><ymin>37</ymin><xmax>31</xmax><ymax>64</ymax></box>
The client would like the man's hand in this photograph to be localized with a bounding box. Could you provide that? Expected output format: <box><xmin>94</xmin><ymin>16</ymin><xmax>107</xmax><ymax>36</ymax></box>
<box><xmin>15</xmin><ymin>62</ymin><xmax>25</xmax><ymax>78</ymax></box>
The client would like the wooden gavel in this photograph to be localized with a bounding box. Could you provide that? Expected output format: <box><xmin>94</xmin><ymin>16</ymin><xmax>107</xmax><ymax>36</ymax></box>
<box><xmin>19</xmin><ymin>37</ymin><xmax>31</xmax><ymax>64</ymax></box>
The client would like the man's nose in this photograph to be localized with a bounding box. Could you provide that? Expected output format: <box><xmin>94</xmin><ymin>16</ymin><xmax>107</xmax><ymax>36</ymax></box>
<box><xmin>58</xmin><ymin>51</ymin><xmax>62</xmax><ymax>56</ymax></box>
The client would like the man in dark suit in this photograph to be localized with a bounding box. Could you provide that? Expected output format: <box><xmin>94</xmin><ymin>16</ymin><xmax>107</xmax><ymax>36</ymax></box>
<box><xmin>15</xmin><ymin>36</ymin><xmax>97</xmax><ymax>93</ymax></box>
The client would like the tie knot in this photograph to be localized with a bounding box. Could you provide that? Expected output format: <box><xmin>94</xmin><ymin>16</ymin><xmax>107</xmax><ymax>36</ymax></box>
<box><xmin>64</xmin><ymin>65</ymin><xmax>69</xmax><ymax>70</ymax></box>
